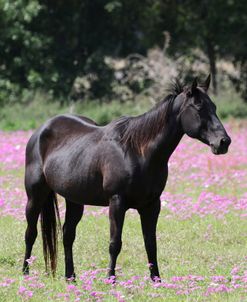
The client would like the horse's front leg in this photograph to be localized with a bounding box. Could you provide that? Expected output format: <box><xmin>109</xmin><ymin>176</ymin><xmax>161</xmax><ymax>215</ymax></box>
<box><xmin>107</xmin><ymin>194</ymin><xmax>126</xmax><ymax>279</ymax></box>
<box><xmin>138</xmin><ymin>199</ymin><xmax>161</xmax><ymax>281</ymax></box>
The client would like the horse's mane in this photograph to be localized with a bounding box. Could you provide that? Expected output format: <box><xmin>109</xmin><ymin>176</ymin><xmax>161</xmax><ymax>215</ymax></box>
<box><xmin>167</xmin><ymin>78</ymin><xmax>184</xmax><ymax>96</ymax></box>
<box><xmin>112</xmin><ymin>78</ymin><xmax>185</xmax><ymax>154</ymax></box>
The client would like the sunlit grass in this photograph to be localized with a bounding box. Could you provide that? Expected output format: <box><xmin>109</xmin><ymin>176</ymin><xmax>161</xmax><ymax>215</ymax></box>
<box><xmin>0</xmin><ymin>211</ymin><xmax>246</xmax><ymax>301</ymax></box>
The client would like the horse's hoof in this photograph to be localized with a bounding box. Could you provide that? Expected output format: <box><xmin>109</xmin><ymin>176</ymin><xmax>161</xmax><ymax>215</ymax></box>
<box><xmin>66</xmin><ymin>273</ymin><xmax>76</xmax><ymax>283</ymax></box>
<box><xmin>66</xmin><ymin>278</ymin><xmax>76</xmax><ymax>284</ymax></box>
<box><xmin>151</xmin><ymin>276</ymin><xmax>161</xmax><ymax>283</ymax></box>
<box><xmin>106</xmin><ymin>274</ymin><xmax>116</xmax><ymax>284</ymax></box>
<box><xmin>22</xmin><ymin>268</ymin><xmax>29</xmax><ymax>275</ymax></box>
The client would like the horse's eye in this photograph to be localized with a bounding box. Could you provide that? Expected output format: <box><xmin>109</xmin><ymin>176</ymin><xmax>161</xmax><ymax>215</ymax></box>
<box><xmin>186</xmin><ymin>90</ymin><xmax>192</xmax><ymax>98</ymax></box>
<box><xmin>193</xmin><ymin>102</ymin><xmax>203</xmax><ymax>111</ymax></box>
<box><xmin>197</xmin><ymin>104</ymin><xmax>204</xmax><ymax>111</ymax></box>
<box><xmin>194</xmin><ymin>96</ymin><xmax>202</xmax><ymax>105</ymax></box>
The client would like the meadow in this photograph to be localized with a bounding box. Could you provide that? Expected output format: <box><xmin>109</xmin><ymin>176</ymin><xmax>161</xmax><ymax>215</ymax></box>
<box><xmin>0</xmin><ymin>119</ymin><xmax>246</xmax><ymax>301</ymax></box>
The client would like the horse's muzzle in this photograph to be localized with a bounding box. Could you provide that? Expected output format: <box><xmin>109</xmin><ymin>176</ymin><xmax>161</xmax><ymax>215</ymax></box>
<box><xmin>210</xmin><ymin>135</ymin><xmax>231</xmax><ymax>155</ymax></box>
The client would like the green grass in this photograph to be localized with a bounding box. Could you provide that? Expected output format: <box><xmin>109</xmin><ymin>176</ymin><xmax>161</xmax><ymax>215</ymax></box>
<box><xmin>0</xmin><ymin>89</ymin><xmax>246</xmax><ymax>131</ymax></box>
<box><xmin>0</xmin><ymin>207</ymin><xmax>246</xmax><ymax>301</ymax></box>
<box><xmin>214</xmin><ymin>91</ymin><xmax>247</xmax><ymax>119</ymax></box>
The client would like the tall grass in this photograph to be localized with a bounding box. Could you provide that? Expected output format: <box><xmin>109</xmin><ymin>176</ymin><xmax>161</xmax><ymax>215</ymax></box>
<box><xmin>0</xmin><ymin>89</ymin><xmax>246</xmax><ymax>131</ymax></box>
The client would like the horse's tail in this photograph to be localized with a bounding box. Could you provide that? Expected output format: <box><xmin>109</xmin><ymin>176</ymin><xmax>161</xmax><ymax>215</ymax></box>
<box><xmin>40</xmin><ymin>191</ymin><xmax>61</xmax><ymax>276</ymax></box>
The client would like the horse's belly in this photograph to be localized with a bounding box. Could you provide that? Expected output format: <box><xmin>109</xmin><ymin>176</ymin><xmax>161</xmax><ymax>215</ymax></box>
<box><xmin>44</xmin><ymin>163</ymin><xmax>108</xmax><ymax>205</ymax></box>
<box><xmin>51</xmin><ymin>182</ymin><xmax>108</xmax><ymax>206</ymax></box>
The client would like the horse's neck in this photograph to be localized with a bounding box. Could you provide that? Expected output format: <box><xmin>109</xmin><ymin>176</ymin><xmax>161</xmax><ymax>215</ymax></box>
<box><xmin>118</xmin><ymin>97</ymin><xmax>184</xmax><ymax>163</ymax></box>
<box><xmin>138</xmin><ymin>100</ymin><xmax>184</xmax><ymax>163</ymax></box>
<box><xmin>145</xmin><ymin>117</ymin><xmax>183</xmax><ymax>163</ymax></box>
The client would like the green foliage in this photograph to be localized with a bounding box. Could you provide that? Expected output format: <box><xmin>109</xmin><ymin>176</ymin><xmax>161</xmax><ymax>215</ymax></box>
<box><xmin>0</xmin><ymin>0</ymin><xmax>247</xmax><ymax>105</ymax></box>
<box><xmin>104</xmin><ymin>1</ymin><xmax>122</xmax><ymax>13</ymax></box>
<box><xmin>164</xmin><ymin>0</ymin><xmax>247</xmax><ymax>95</ymax></box>
<box><xmin>0</xmin><ymin>0</ymin><xmax>52</xmax><ymax>104</ymax></box>
<box><xmin>0</xmin><ymin>0</ymin><xmax>161</xmax><ymax>102</ymax></box>
<box><xmin>215</xmin><ymin>92</ymin><xmax>247</xmax><ymax>119</ymax></box>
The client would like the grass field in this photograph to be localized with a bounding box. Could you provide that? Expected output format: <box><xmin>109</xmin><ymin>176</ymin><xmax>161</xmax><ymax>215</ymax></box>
<box><xmin>0</xmin><ymin>120</ymin><xmax>247</xmax><ymax>301</ymax></box>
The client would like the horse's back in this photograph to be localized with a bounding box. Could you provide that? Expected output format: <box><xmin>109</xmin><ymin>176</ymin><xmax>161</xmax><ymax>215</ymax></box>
<box><xmin>40</xmin><ymin>114</ymin><xmax>98</xmax><ymax>138</ymax></box>
<box><xmin>28</xmin><ymin>114</ymin><xmax>98</xmax><ymax>159</ymax></box>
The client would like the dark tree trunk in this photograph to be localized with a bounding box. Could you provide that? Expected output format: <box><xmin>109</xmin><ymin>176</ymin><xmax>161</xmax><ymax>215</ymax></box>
<box><xmin>206</xmin><ymin>38</ymin><xmax>217</xmax><ymax>94</ymax></box>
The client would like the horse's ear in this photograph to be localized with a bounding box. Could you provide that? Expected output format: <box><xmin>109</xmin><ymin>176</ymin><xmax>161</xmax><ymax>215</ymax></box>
<box><xmin>191</xmin><ymin>77</ymin><xmax>198</xmax><ymax>94</ymax></box>
<box><xmin>200</xmin><ymin>74</ymin><xmax>211</xmax><ymax>92</ymax></box>
<box><xmin>204</xmin><ymin>74</ymin><xmax>211</xmax><ymax>92</ymax></box>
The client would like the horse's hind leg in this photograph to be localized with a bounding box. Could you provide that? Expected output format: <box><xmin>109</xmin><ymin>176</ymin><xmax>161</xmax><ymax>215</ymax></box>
<box><xmin>63</xmin><ymin>200</ymin><xmax>84</xmax><ymax>280</ymax></box>
<box><xmin>22</xmin><ymin>165</ymin><xmax>50</xmax><ymax>274</ymax></box>
<box><xmin>22</xmin><ymin>197</ymin><xmax>43</xmax><ymax>274</ymax></box>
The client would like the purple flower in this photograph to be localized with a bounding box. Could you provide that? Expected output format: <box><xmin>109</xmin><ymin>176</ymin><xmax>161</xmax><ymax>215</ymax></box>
<box><xmin>26</xmin><ymin>256</ymin><xmax>37</xmax><ymax>265</ymax></box>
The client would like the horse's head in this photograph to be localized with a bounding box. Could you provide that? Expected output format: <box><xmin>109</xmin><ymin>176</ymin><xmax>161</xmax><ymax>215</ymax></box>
<box><xmin>178</xmin><ymin>75</ymin><xmax>231</xmax><ymax>155</ymax></box>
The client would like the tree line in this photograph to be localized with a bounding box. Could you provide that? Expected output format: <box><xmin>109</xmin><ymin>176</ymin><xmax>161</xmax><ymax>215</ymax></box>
<box><xmin>0</xmin><ymin>0</ymin><xmax>247</xmax><ymax>104</ymax></box>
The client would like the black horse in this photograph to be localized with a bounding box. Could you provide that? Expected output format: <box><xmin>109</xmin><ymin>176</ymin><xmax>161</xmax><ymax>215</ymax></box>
<box><xmin>23</xmin><ymin>76</ymin><xmax>231</xmax><ymax>281</ymax></box>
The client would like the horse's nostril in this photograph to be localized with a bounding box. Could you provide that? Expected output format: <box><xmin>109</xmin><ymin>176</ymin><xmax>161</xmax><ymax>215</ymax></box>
<box><xmin>221</xmin><ymin>136</ymin><xmax>231</xmax><ymax>147</ymax></box>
